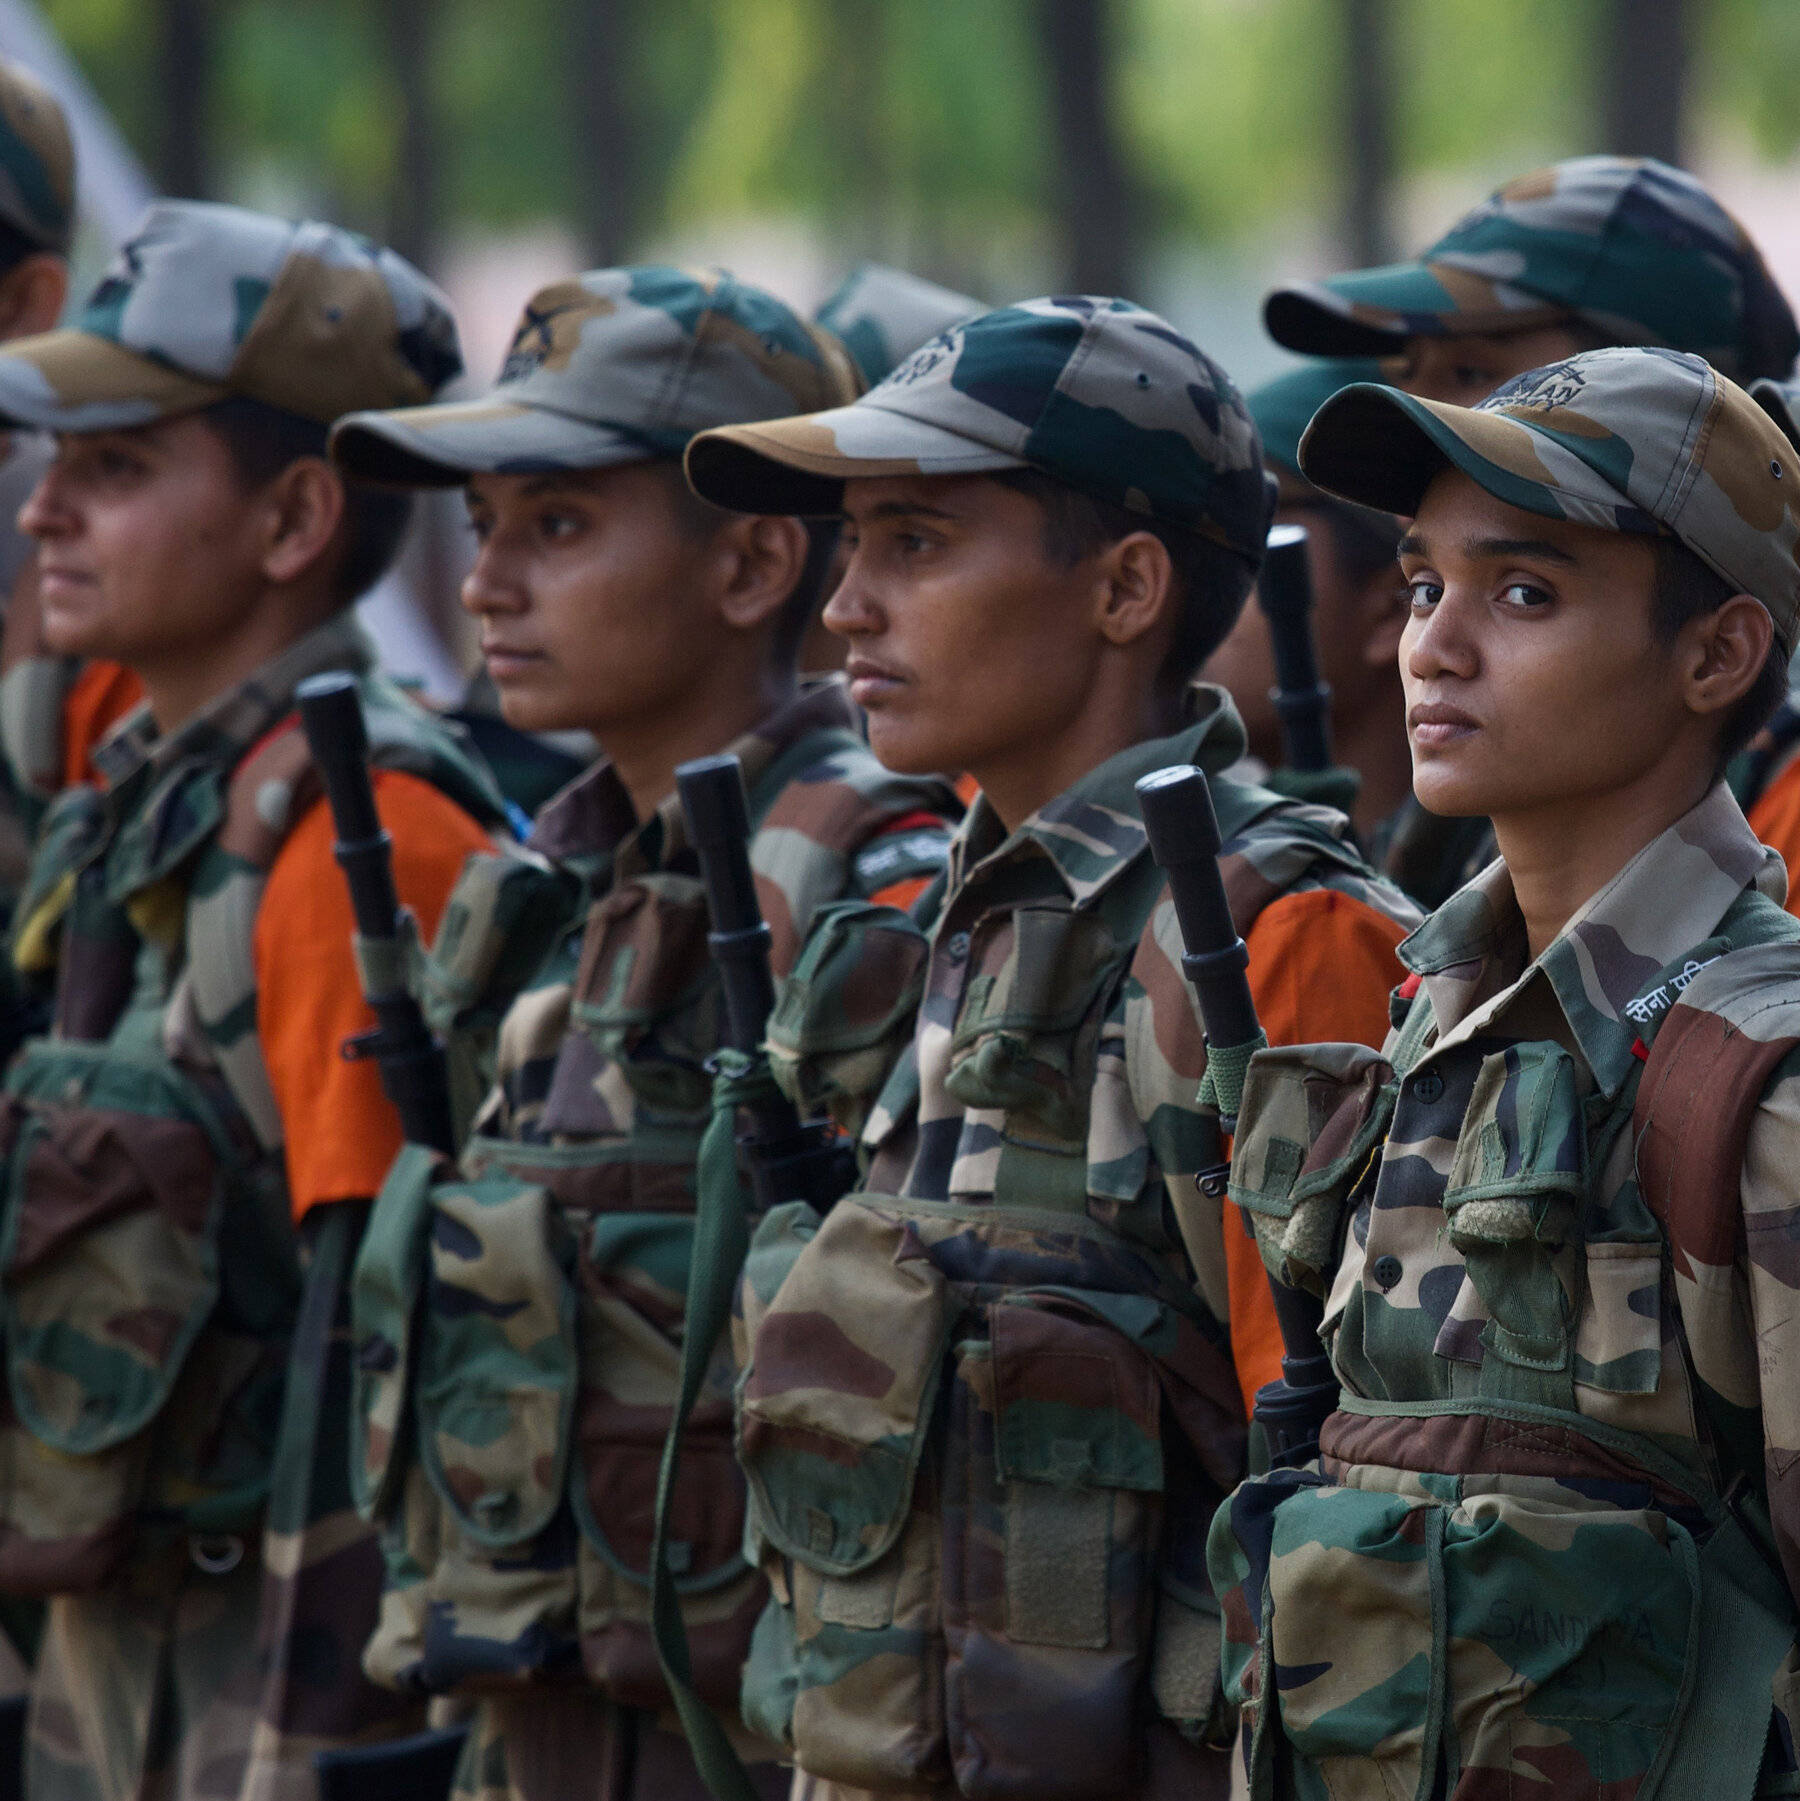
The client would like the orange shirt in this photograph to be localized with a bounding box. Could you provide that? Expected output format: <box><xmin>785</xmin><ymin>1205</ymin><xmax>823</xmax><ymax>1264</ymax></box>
<box><xmin>1226</xmin><ymin>885</ymin><xmax>1408</xmax><ymax>1417</ymax></box>
<box><xmin>255</xmin><ymin>767</ymin><xmax>493</xmax><ymax>1218</ymax></box>
<box><xmin>62</xmin><ymin>661</ymin><xmax>144</xmax><ymax>788</ymax></box>
<box><xmin>1751</xmin><ymin>753</ymin><xmax>1800</xmax><ymax>917</ymax></box>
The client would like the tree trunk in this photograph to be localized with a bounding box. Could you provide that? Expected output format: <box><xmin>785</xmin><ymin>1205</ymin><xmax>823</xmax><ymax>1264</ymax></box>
<box><xmin>382</xmin><ymin>0</ymin><xmax>437</xmax><ymax>268</ymax></box>
<box><xmin>1339</xmin><ymin>0</ymin><xmax>1395</xmax><ymax>266</ymax></box>
<box><xmin>570</xmin><ymin>0</ymin><xmax>642</xmax><ymax>265</ymax></box>
<box><xmin>1601</xmin><ymin>0</ymin><xmax>1688</xmax><ymax>165</ymax></box>
<box><xmin>1036</xmin><ymin>0</ymin><xmax>1137</xmax><ymax>297</ymax></box>
<box><xmin>155</xmin><ymin>0</ymin><xmax>213</xmax><ymax>199</ymax></box>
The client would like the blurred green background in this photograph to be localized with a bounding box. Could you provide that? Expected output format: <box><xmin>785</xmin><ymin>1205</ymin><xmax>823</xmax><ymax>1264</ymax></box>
<box><xmin>38</xmin><ymin>0</ymin><xmax>1800</xmax><ymax>369</ymax></box>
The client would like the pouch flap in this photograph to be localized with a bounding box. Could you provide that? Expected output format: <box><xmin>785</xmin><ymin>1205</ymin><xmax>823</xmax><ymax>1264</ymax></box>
<box><xmin>989</xmin><ymin>1294</ymin><xmax>1163</xmax><ymax>1492</ymax></box>
<box><xmin>349</xmin><ymin>1140</ymin><xmax>443</xmax><ymax>1519</ymax></box>
<box><xmin>737</xmin><ymin>1194</ymin><xmax>947</xmax><ymax>1576</ymax></box>
<box><xmin>944</xmin><ymin>905</ymin><xmax>1124</xmax><ymax>1134</ymax></box>
<box><xmin>766</xmin><ymin>900</ymin><xmax>930</xmax><ymax>1137</ymax></box>
<box><xmin>420</xmin><ymin>845</ymin><xmax>582</xmax><ymax>1035</ymax></box>
<box><xmin>0</xmin><ymin>1042</ymin><xmax>230</xmax><ymax>1454</ymax></box>
<box><xmin>1227</xmin><ymin>1043</ymin><xmax>1394</xmax><ymax>1224</ymax></box>
<box><xmin>1442</xmin><ymin>1041</ymin><xmax>1585</xmax><ymax>1245</ymax></box>
<box><xmin>414</xmin><ymin>1170</ymin><xmax>579</xmax><ymax>1547</ymax></box>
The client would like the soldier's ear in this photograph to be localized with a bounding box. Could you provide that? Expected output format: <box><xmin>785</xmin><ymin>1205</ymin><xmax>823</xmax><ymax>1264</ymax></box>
<box><xmin>1094</xmin><ymin>529</ymin><xmax>1176</xmax><ymax>651</ymax></box>
<box><xmin>714</xmin><ymin>512</ymin><xmax>808</xmax><ymax>632</ymax></box>
<box><xmin>258</xmin><ymin>457</ymin><xmax>345</xmax><ymax>589</ymax></box>
<box><xmin>1682</xmin><ymin>591</ymin><xmax>1772</xmax><ymax>720</ymax></box>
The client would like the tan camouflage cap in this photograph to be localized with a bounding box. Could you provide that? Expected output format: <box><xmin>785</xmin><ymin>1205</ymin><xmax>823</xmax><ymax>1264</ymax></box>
<box><xmin>1299</xmin><ymin>346</ymin><xmax>1800</xmax><ymax>654</ymax></box>
<box><xmin>1267</xmin><ymin>157</ymin><xmax>1799</xmax><ymax>384</ymax></box>
<box><xmin>330</xmin><ymin>266</ymin><xmax>859</xmax><ymax>487</ymax></box>
<box><xmin>0</xmin><ymin>199</ymin><xmax>461</xmax><ymax>432</ymax></box>
<box><xmin>685</xmin><ymin>295</ymin><xmax>1276</xmax><ymax>559</ymax></box>
<box><xmin>814</xmin><ymin>262</ymin><xmax>983</xmax><ymax>387</ymax></box>
<box><xmin>0</xmin><ymin>59</ymin><xmax>72</xmax><ymax>255</ymax></box>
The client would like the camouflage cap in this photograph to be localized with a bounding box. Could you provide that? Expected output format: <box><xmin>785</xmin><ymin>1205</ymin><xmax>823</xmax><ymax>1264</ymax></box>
<box><xmin>0</xmin><ymin>200</ymin><xmax>461</xmax><ymax>432</ymax></box>
<box><xmin>1248</xmin><ymin>357</ymin><xmax>1387</xmax><ymax>478</ymax></box>
<box><xmin>814</xmin><ymin>262</ymin><xmax>983</xmax><ymax>387</ymax></box>
<box><xmin>1266</xmin><ymin>157</ymin><xmax>1800</xmax><ymax>383</ymax></box>
<box><xmin>0</xmin><ymin>60</ymin><xmax>73</xmax><ymax>256</ymax></box>
<box><xmin>685</xmin><ymin>295</ymin><xmax>1276</xmax><ymax>559</ymax></box>
<box><xmin>331</xmin><ymin>266</ymin><xmax>860</xmax><ymax>488</ymax></box>
<box><xmin>1753</xmin><ymin>376</ymin><xmax>1800</xmax><ymax>453</ymax></box>
<box><xmin>1299</xmin><ymin>345</ymin><xmax>1800</xmax><ymax>654</ymax></box>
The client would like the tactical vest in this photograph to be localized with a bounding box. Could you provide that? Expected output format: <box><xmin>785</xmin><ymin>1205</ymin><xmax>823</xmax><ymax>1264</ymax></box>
<box><xmin>731</xmin><ymin>782</ymin><xmax>1379</xmax><ymax>1800</ymax></box>
<box><xmin>1212</xmin><ymin>885</ymin><xmax>1800</xmax><ymax>1801</ymax></box>
<box><xmin>349</xmin><ymin>722</ymin><xmax>946</xmax><ymax>1721</ymax></box>
<box><xmin>0</xmin><ymin>655</ymin><xmax>501</xmax><ymax>1595</ymax></box>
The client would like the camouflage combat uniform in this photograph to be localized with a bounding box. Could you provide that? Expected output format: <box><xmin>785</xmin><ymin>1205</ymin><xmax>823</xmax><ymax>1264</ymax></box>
<box><xmin>0</xmin><ymin>202</ymin><xmax>501</xmax><ymax>1801</ymax></box>
<box><xmin>330</xmin><ymin>268</ymin><xmax>956</xmax><ymax>1801</ymax></box>
<box><xmin>685</xmin><ymin>296</ymin><xmax>1420</xmax><ymax>1799</ymax></box>
<box><xmin>1212</xmin><ymin>350</ymin><xmax>1800</xmax><ymax>1798</ymax></box>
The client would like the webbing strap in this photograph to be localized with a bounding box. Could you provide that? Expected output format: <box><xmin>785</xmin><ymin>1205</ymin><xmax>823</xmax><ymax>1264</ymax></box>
<box><xmin>648</xmin><ymin>1048</ymin><xmax>770</xmax><ymax>1801</ymax></box>
<box><xmin>1649</xmin><ymin>1514</ymin><xmax>1788</xmax><ymax>1801</ymax></box>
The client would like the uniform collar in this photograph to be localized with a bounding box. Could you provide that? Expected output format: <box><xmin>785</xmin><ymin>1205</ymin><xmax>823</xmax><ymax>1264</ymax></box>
<box><xmin>89</xmin><ymin>612</ymin><xmax>375</xmax><ymax>794</ymax></box>
<box><xmin>1398</xmin><ymin>782</ymin><xmax>1784</xmax><ymax>1094</ymax></box>
<box><xmin>947</xmin><ymin>684</ymin><xmax>1248</xmax><ymax>907</ymax></box>
<box><xmin>528</xmin><ymin>675</ymin><xmax>860</xmax><ymax>871</ymax></box>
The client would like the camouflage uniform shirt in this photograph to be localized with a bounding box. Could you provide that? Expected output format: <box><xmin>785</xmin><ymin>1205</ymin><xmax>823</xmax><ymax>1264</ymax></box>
<box><xmin>1215</xmin><ymin>782</ymin><xmax>1800</xmax><ymax>1798</ymax></box>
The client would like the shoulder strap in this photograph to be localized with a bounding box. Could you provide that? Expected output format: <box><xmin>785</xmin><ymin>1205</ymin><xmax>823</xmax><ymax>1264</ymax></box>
<box><xmin>1634</xmin><ymin>938</ymin><xmax>1800</xmax><ymax>1256</ymax></box>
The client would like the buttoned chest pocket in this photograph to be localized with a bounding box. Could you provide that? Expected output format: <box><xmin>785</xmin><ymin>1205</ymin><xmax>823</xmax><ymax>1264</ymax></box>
<box><xmin>569</xmin><ymin>876</ymin><xmax>718</xmax><ymax>1118</ymax></box>
<box><xmin>1439</xmin><ymin>1041</ymin><xmax>1658</xmax><ymax>1396</ymax></box>
<box><xmin>943</xmin><ymin>907</ymin><xmax>1128</xmax><ymax>1211</ymax></box>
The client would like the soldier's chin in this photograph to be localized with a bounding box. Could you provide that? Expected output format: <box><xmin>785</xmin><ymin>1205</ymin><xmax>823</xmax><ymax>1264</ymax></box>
<box><xmin>862</xmin><ymin>715</ymin><xmax>947</xmax><ymax>777</ymax></box>
<box><xmin>1409</xmin><ymin>763</ymin><xmax>1490</xmax><ymax>819</ymax></box>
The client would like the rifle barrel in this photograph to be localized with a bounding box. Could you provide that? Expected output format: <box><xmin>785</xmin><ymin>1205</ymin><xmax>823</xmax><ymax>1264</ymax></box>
<box><xmin>1258</xmin><ymin>523</ymin><xmax>1333</xmax><ymax>774</ymax></box>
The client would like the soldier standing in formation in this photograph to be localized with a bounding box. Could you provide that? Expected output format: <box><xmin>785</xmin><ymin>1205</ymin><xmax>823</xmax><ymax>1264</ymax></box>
<box><xmin>682</xmin><ymin>294</ymin><xmax>1419</xmax><ymax>1797</ymax></box>
<box><xmin>1214</xmin><ymin>344</ymin><xmax>1800</xmax><ymax>1800</ymax></box>
<box><xmin>0</xmin><ymin>200</ymin><xmax>509</xmax><ymax>1798</ymax></box>
<box><xmin>327</xmin><ymin>266</ymin><xmax>961</xmax><ymax>1801</ymax></box>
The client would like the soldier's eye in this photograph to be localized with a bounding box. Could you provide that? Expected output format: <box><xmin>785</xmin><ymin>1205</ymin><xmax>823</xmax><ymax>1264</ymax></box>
<box><xmin>1406</xmin><ymin>577</ymin><xmax>1442</xmax><ymax>610</ymax></box>
<box><xmin>1498</xmin><ymin>581</ymin><xmax>1552</xmax><ymax>609</ymax></box>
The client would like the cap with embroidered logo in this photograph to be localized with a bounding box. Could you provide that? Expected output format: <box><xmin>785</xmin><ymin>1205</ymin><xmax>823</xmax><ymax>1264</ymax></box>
<box><xmin>1299</xmin><ymin>344</ymin><xmax>1800</xmax><ymax>655</ymax></box>
<box><xmin>1266</xmin><ymin>157</ymin><xmax>1799</xmax><ymax>384</ymax></box>
<box><xmin>685</xmin><ymin>294</ymin><xmax>1276</xmax><ymax>560</ymax></box>
<box><xmin>331</xmin><ymin>266</ymin><xmax>859</xmax><ymax>487</ymax></box>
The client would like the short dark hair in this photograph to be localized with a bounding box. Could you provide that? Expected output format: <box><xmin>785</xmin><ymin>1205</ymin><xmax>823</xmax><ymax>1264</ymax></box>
<box><xmin>653</xmin><ymin>456</ymin><xmax>837</xmax><ymax>672</ymax></box>
<box><xmin>1649</xmin><ymin>534</ymin><xmax>1787</xmax><ymax>766</ymax></box>
<box><xmin>200</xmin><ymin>396</ymin><xmax>414</xmax><ymax>605</ymax></box>
<box><xmin>987</xmin><ymin>466</ymin><xmax>1257</xmax><ymax>696</ymax></box>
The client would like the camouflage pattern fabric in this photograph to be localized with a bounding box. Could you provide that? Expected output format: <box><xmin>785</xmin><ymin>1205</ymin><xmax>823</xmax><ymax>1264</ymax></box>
<box><xmin>0</xmin><ymin>198</ymin><xmax>462</xmax><ymax>431</ymax></box>
<box><xmin>1301</xmin><ymin>346</ymin><xmax>1800</xmax><ymax>657</ymax></box>
<box><xmin>1210</xmin><ymin>781</ymin><xmax>1800</xmax><ymax>1800</ymax></box>
<box><xmin>1371</xmin><ymin>798</ymin><xmax>1497</xmax><ymax>913</ymax></box>
<box><xmin>347</xmin><ymin>678</ymin><xmax>956</xmax><ymax>1801</ymax></box>
<box><xmin>1265</xmin><ymin>155</ymin><xmax>1800</xmax><ymax>382</ymax></box>
<box><xmin>685</xmin><ymin>293</ymin><xmax>1277</xmax><ymax>558</ymax></box>
<box><xmin>0</xmin><ymin>614</ymin><xmax>505</xmax><ymax>1800</ymax></box>
<box><xmin>1755</xmin><ymin>375</ymin><xmax>1800</xmax><ymax>452</ymax></box>
<box><xmin>1243</xmin><ymin>357</ymin><xmax>1387</xmax><ymax>481</ymax></box>
<box><xmin>330</xmin><ymin>265</ymin><xmax>860</xmax><ymax>488</ymax></box>
<box><xmin>733</xmin><ymin>692</ymin><xmax>1418</xmax><ymax>1800</ymax></box>
<box><xmin>0</xmin><ymin>58</ymin><xmax>73</xmax><ymax>255</ymax></box>
<box><xmin>812</xmin><ymin>263</ymin><xmax>983</xmax><ymax>388</ymax></box>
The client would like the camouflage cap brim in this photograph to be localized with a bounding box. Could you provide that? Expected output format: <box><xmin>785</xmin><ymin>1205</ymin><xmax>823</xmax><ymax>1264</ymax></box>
<box><xmin>329</xmin><ymin>397</ymin><xmax>655</xmax><ymax>488</ymax></box>
<box><xmin>0</xmin><ymin>329</ymin><xmax>228</xmax><ymax>431</ymax></box>
<box><xmin>686</xmin><ymin>399</ymin><xmax>1026</xmax><ymax>516</ymax></box>
<box><xmin>1297</xmin><ymin>381</ymin><xmax>1653</xmax><ymax>529</ymax></box>
<box><xmin>1265</xmin><ymin>262</ymin><xmax>1573</xmax><ymax>358</ymax></box>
